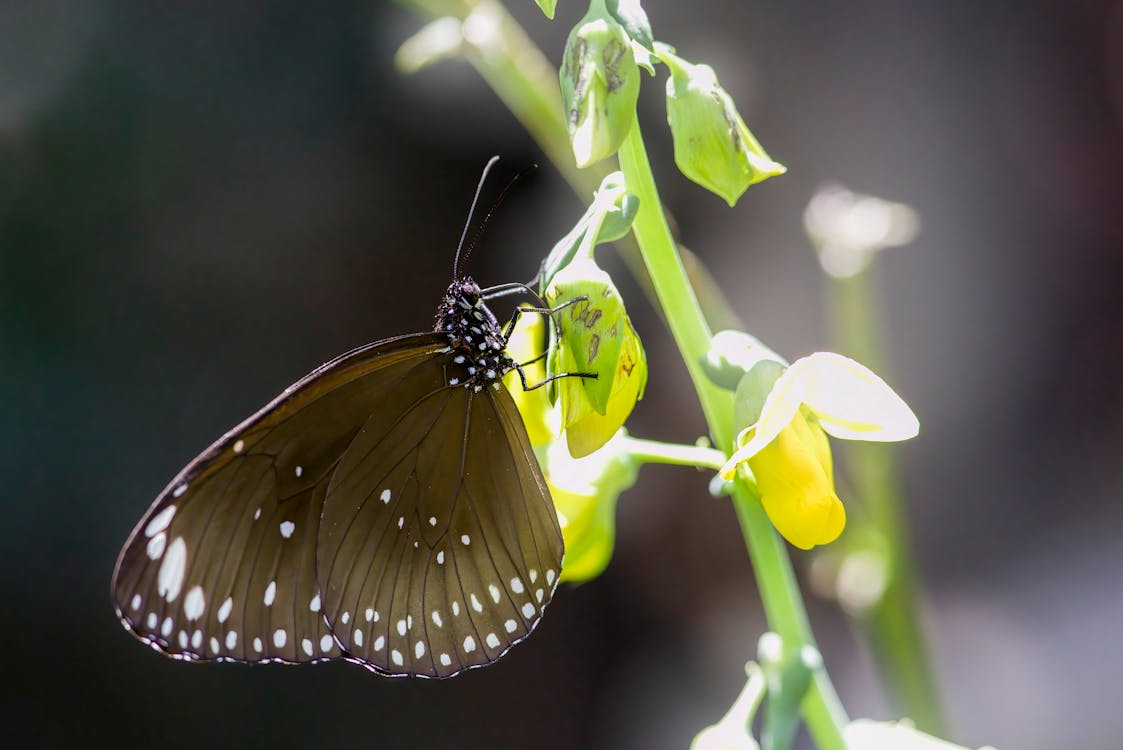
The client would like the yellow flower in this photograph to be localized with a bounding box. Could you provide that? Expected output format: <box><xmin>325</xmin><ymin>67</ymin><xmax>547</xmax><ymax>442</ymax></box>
<box><xmin>720</xmin><ymin>352</ymin><xmax>918</xmax><ymax>549</ymax></box>
<box><xmin>502</xmin><ymin>312</ymin><xmax>558</xmax><ymax>447</ymax></box>
<box><xmin>544</xmin><ymin>430</ymin><xmax>638</xmax><ymax>583</ymax></box>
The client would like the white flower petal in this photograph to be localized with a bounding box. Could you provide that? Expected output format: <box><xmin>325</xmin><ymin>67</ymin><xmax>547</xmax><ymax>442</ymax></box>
<box><xmin>796</xmin><ymin>352</ymin><xmax>918</xmax><ymax>442</ymax></box>
<box><xmin>719</xmin><ymin>367</ymin><xmax>806</xmax><ymax>478</ymax></box>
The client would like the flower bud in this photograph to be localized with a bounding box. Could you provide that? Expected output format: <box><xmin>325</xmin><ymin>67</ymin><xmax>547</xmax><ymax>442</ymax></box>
<box><xmin>560</xmin><ymin>1</ymin><xmax>641</xmax><ymax>167</ymax></box>
<box><xmin>657</xmin><ymin>45</ymin><xmax>786</xmax><ymax>205</ymax></box>
<box><xmin>546</xmin><ymin>255</ymin><xmax>647</xmax><ymax>458</ymax></box>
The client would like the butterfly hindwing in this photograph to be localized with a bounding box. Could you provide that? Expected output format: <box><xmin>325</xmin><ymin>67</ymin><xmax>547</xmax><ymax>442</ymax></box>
<box><xmin>317</xmin><ymin>372</ymin><xmax>563</xmax><ymax>678</ymax></box>
<box><xmin>111</xmin><ymin>334</ymin><xmax>449</xmax><ymax>664</ymax></box>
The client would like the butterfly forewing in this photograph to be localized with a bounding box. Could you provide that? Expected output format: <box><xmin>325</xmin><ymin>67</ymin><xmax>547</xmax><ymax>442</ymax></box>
<box><xmin>317</xmin><ymin>371</ymin><xmax>563</xmax><ymax>678</ymax></box>
<box><xmin>111</xmin><ymin>334</ymin><xmax>449</xmax><ymax>664</ymax></box>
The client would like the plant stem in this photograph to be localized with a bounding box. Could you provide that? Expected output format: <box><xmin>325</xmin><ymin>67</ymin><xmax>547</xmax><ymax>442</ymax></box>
<box><xmin>622</xmin><ymin>436</ymin><xmax>726</xmax><ymax>470</ymax></box>
<box><xmin>618</xmin><ymin>119</ymin><xmax>848</xmax><ymax>750</ymax></box>
<box><xmin>828</xmin><ymin>266</ymin><xmax>944</xmax><ymax>733</ymax></box>
<box><xmin>616</xmin><ymin>122</ymin><xmax>732</xmax><ymax>447</ymax></box>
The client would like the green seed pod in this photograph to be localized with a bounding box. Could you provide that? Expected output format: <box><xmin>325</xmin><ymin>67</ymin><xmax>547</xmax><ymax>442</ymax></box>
<box><xmin>658</xmin><ymin>46</ymin><xmax>786</xmax><ymax>205</ymax></box>
<box><xmin>560</xmin><ymin>1</ymin><xmax>641</xmax><ymax>168</ymax></box>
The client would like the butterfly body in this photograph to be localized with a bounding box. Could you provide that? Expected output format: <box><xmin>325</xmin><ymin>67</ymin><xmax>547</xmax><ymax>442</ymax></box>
<box><xmin>112</xmin><ymin>275</ymin><xmax>563</xmax><ymax>679</ymax></box>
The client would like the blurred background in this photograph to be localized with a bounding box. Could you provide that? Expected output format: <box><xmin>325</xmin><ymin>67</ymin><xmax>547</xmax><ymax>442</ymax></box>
<box><xmin>3</xmin><ymin>1</ymin><xmax>1122</xmax><ymax>748</ymax></box>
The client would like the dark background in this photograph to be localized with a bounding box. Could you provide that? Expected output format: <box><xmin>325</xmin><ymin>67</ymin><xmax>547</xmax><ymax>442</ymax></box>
<box><xmin>3</xmin><ymin>1</ymin><xmax>1122</xmax><ymax>748</ymax></box>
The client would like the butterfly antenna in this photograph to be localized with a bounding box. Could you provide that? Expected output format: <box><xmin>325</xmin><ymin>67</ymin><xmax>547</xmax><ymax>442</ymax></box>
<box><xmin>454</xmin><ymin>155</ymin><xmax>501</xmax><ymax>280</ymax></box>
<box><xmin>455</xmin><ymin>161</ymin><xmax>539</xmax><ymax>279</ymax></box>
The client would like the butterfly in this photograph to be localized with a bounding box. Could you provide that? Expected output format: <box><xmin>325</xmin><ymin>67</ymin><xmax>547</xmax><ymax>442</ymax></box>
<box><xmin>111</xmin><ymin>158</ymin><xmax>580</xmax><ymax>678</ymax></box>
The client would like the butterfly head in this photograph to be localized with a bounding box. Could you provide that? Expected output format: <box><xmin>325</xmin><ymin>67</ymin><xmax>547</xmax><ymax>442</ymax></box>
<box><xmin>435</xmin><ymin>276</ymin><xmax>515</xmax><ymax>391</ymax></box>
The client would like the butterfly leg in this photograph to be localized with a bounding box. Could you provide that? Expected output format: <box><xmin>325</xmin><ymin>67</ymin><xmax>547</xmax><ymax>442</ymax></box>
<box><xmin>512</xmin><ymin>362</ymin><xmax>596</xmax><ymax>392</ymax></box>
<box><xmin>500</xmin><ymin>296</ymin><xmax>588</xmax><ymax>342</ymax></box>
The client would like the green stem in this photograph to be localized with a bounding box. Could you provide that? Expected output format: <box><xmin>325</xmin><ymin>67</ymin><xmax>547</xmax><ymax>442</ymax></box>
<box><xmin>618</xmin><ymin>120</ymin><xmax>848</xmax><ymax>750</ymax></box>
<box><xmin>828</xmin><ymin>266</ymin><xmax>944</xmax><ymax>733</ymax></box>
<box><xmin>622</xmin><ymin>436</ymin><xmax>726</xmax><ymax>470</ymax></box>
<box><xmin>616</xmin><ymin>122</ymin><xmax>732</xmax><ymax>447</ymax></box>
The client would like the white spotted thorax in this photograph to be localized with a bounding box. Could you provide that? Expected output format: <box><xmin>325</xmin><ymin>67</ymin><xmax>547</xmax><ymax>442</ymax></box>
<box><xmin>434</xmin><ymin>277</ymin><xmax>517</xmax><ymax>392</ymax></box>
<box><xmin>111</xmin><ymin>270</ymin><xmax>565</xmax><ymax>680</ymax></box>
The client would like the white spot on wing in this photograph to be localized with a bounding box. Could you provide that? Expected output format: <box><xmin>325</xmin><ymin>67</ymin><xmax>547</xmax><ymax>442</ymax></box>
<box><xmin>504</xmin><ymin>618</ymin><xmax>517</xmax><ymax>633</ymax></box>
<box><xmin>130</xmin><ymin>594</ymin><xmax>141</xmax><ymax>611</ymax></box>
<box><xmin>157</xmin><ymin>537</ymin><xmax>187</xmax><ymax>602</ymax></box>
<box><xmin>263</xmin><ymin>581</ymin><xmax>276</xmax><ymax>606</ymax></box>
<box><xmin>470</xmin><ymin>594</ymin><xmax>483</xmax><ymax>613</ymax></box>
<box><xmin>253</xmin><ymin>507</ymin><xmax>261</xmax><ymax>520</ymax></box>
<box><xmin>320</xmin><ymin>634</ymin><xmax>334</xmax><ymax>653</ymax></box>
<box><xmin>210</xmin><ymin>636</ymin><xmax>220</xmax><ymax>654</ymax></box>
<box><xmin>173</xmin><ymin>484</ymin><xmax>188</xmax><ymax>498</ymax></box>
<box><xmin>365</xmin><ymin>607</ymin><xmax>374</xmax><ymax>621</ymax></box>
<box><xmin>253</xmin><ymin>637</ymin><xmax>263</xmax><ymax>653</ymax></box>
<box><xmin>380</xmin><ymin>489</ymin><xmax>391</xmax><ymax>504</ymax></box>
<box><xmin>373</xmin><ymin>635</ymin><xmax>385</xmax><ymax>651</ymax></box>
<box><xmin>341</xmin><ymin>611</ymin><xmax>350</xmax><ymax>625</ymax></box>
<box><xmin>461</xmin><ymin>534</ymin><xmax>470</xmax><ymax>546</ymax></box>
<box><xmin>144</xmin><ymin>506</ymin><xmax>176</xmax><ymax>538</ymax></box>
<box><xmin>146</xmin><ymin>533</ymin><xmax>166</xmax><ymax>560</ymax></box>
<box><xmin>217</xmin><ymin>597</ymin><xmax>233</xmax><ymax>623</ymax></box>
<box><xmin>440</xmin><ymin>653</ymin><xmax>452</xmax><ymax>667</ymax></box>
<box><xmin>178</xmin><ymin>631</ymin><xmax>188</xmax><ymax>649</ymax></box>
<box><xmin>226</xmin><ymin>631</ymin><xmax>237</xmax><ymax>650</ymax></box>
<box><xmin>145</xmin><ymin>612</ymin><xmax>157</xmax><ymax>630</ymax></box>
<box><xmin>279</xmin><ymin>521</ymin><xmax>295</xmax><ymax>538</ymax></box>
<box><xmin>302</xmin><ymin>638</ymin><xmax>314</xmax><ymax>656</ymax></box>
<box><xmin>431</xmin><ymin>610</ymin><xmax>443</xmax><ymax>628</ymax></box>
<box><xmin>429</xmin><ymin>516</ymin><xmax>437</xmax><ymax>526</ymax></box>
<box><xmin>489</xmin><ymin>584</ymin><xmax>501</xmax><ymax>604</ymax></box>
<box><xmin>391</xmin><ymin>649</ymin><xmax>403</xmax><ymax>666</ymax></box>
<box><xmin>396</xmin><ymin>619</ymin><xmax>406</xmax><ymax>636</ymax></box>
<box><xmin>436</xmin><ymin>550</ymin><xmax>445</xmax><ymax>565</ymax></box>
<box><xmin>546</xmin><ymin>569</ymin><xmax>556</xmax><ymax>585</ymax></box>
<box><xmin>535</xmin><ymin>588</ymin><xmax>544</xmax><ymax>603</ymax></box>
<box><xmin>486</xmin><ymin>633</ymin><xmax>500</xmax><ymax>649</ymax></box>
<box><xmin>184</xmin><ymin>586</ymin><xmax>205</xmax><ymax>620</ymax></box>
<box><xmin>191</xmin><ymin>629</ymin><xmax>202</xmax><ymax>649</ymax></box>
<box><xmin>233</xmin><ymin>439</ymin><xmax>244</xmax><ymax>453</ymax></box>
<box><xmin>529</xmin><ymin>569</ymin><xmax>538</xmax><ymax>583</ymax></box>
<box><xmin>353</xmin><ymin>629</ymin><xmax>364</xmax><ymax>647</ymax></box>
<box><xmin>161</xmin><ymin>617</ymin><xmax>174</xmax><ymax>637</ymax></box>
<box><xmin>294</xmin><ymin>465</ymin><xmax>303</xmax><ymax>478</ymax></box>
<box><xmin>415</xmin><ymin>640</ymin><xmax>425</xmax><ymax>659</ymax></box>
<box><xmin>521</xmin><ymin>602</ymin><xmax>535</xmax><ymax>618</ymax></box>
<box><xmin>273</xmin><ymin>629</ymin><xmax>287</xmax><ymax>648</ymax></box>
<box><xmin>463</xmin><ymin>635</ymin><xmax>476</xmax><ymax>653</ymax></box>
<box><xmin>309</xmin><ymin>594</ymin><xmax>321</xmax><ymax>612</ymax></box>
<box><xmin>451</xmin><ymin>601</ymin><xmax>460</xmax><ymax>617</ymax></box>
<box><xmin>510</xmin><ymin>576</ymin><xmax>524</xmax><ymax>594</ymax></box>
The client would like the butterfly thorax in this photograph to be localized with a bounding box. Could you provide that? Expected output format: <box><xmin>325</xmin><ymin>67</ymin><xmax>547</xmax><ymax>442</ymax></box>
<box><xmin>434</xmin><ymin>276</ymin><xmax>516</xmax><ymax>391</ymax></box>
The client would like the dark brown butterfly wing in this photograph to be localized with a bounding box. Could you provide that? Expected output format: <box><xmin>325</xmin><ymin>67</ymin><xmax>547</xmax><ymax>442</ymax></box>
<box><xmin>111</xmin><ymin>334</ymin><xmax>461</xmax><ymax>664</ymax></box>
<box><xmin>317</xmin><ymin>371</ymin><xmax>563</xmax><ymax>678</ymax></box>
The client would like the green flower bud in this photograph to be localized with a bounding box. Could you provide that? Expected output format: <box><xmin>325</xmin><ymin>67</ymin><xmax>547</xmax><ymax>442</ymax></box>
<box><xmin>560</xmin><ymin>0</ymin><xmax>640</xmax><ymax>168</ymax></box>
<box><xmin>656</xmin><ymin>45</ymin><xmax>786</xmax><ymax>205</ymax></box>
<box><xmin>758</xmin><ymin>633</ymin><xmax>821</xmax><ymax>750</ymax></box>
<box><xmin>545</xmin><ymin>255</ymin><xmax>647</xmax><ymax>458</ymax></box>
